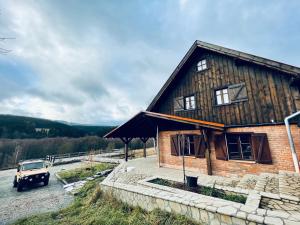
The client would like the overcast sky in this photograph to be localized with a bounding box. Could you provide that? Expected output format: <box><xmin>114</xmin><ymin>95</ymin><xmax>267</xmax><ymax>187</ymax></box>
<box><xmin>0</xmin><ymin>0</ymin><xmax>299</xmax><ymax>125</ymax></box>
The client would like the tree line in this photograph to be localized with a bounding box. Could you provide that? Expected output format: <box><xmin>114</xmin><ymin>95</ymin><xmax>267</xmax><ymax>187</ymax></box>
<box><xmin>0</xmin><ymin>136</ymin><xmax>153</xmax><ymax>170</ymax></box>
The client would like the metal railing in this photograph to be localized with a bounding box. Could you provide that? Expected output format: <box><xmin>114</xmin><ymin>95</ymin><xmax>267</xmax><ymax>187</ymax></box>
<box><xmin>45</xmin><ymin>148</ymin><xmax>121</xmax><ymax>163</ymax></box>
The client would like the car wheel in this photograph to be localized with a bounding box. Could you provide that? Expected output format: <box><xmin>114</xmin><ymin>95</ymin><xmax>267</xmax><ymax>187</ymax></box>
<box><xmin>13</xmin><ymin>176</ymin><xmax>17</xmax><ymax>188</ymax></box>
<box><xmin>17</xmin><ymin>183</ymin><xmax>23</xmax><ymax>192</ymax></box>
<box><xmin>44</xmin><ymin>178</ymin><xmax>49</xmax><ymax>186</ymax></box>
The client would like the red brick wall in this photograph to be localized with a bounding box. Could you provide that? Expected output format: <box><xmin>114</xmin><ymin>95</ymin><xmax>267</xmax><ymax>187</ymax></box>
<box><xmin>158</xmin><ymin>125</ymin><xmax>300</xmax><ymax>177</ymax></box>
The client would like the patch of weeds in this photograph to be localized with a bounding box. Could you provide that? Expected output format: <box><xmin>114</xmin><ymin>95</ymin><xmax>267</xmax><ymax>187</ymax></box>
<box><xmin>57</xmin><ymin>163</ymin><xmax>116</xmax><ymax>183</ymax></box>
<box><xmin>149</xmin><ymin>178</ymin><xmax>247</xmax><ymax>204</ymax></box>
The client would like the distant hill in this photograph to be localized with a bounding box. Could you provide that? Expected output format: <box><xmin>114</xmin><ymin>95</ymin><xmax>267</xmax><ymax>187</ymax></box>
<box><xmin>0</xmin><ymin>115</ymin><xmax>116</xmax><ymax>139</ymax></box>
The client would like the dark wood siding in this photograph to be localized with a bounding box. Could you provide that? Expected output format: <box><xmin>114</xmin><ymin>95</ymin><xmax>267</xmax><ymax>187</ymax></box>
<box><xmin>152</xmin><ymin>50</ymin><xmax>298</xmax><ymax>126</ymax></box>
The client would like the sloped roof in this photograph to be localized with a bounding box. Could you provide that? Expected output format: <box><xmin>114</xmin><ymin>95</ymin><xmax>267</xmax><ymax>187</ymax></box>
<box><xmin>104</xmin><ymin>111</ymin><xmax>224</xmax><ymax>138</ymax></box>
<box><xmin>147</xmin><ymin>40</ymin><xmax>300</xmax><ymax>111</ymax></box>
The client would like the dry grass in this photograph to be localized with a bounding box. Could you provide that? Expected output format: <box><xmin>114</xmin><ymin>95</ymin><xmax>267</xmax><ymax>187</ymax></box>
<box><xmin>14</xmin><ymin>178</ymin><xmax>200</xmax><ymax>225</ymax></box>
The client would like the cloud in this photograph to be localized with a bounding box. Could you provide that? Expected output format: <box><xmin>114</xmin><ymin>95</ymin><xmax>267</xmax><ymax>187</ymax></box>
<box><xmin>0</xmin><ymin>0</ymin><xmax>299</xmax><ymax>125</ymax></box>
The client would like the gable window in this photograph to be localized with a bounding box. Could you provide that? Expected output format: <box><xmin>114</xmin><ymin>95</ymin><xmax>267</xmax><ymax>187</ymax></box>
<box><xmin>215</xmin><ymin>83</ymin><xmax>248</xmax><ymax>106</ymax></box>
<box><xmin>216</xmin><ymin>88</ymin><xmax>229</xmax><ymax>105</ymax></box>
<box><xmin>226</xmin><ymin>133</ymin><xmax>253</xmax><ymax>160</ymax></box>
<box><xmin>197</xmin><ymin>59</ymin><xmax>207</xmax><ymax>72</ymax></box>
<box><xmin>184</xmin><ymin>95</ymin><xmax>195</xmax><ymax>110</ymax></box>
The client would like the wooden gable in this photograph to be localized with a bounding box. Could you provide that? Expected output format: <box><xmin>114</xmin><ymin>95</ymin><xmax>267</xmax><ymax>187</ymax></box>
<box><xmin>148</xmin><ymin>42</ymin><xmax>300</xmax><ymax>126</ymax></box>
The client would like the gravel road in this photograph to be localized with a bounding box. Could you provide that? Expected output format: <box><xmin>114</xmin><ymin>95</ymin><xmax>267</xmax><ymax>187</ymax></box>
<box><xmin>0</xmin><ymin>162</ymin><xmax>84</xmax><ymax>225</ymax></box>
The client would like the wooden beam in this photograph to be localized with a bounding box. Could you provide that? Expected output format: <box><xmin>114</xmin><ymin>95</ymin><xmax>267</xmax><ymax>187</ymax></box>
<box><xmin>120</xmin><ymin>137</ymin><xmax>133</xmax><ymax>161</ymax></box>
<box><xmin>203</xmin><ymin>130</ymin><xmax>212</xmax><ymax>175</ymax></box>
<box><xmin>140</xmin><ymin>137</ymin><xmax>149</xmax><ymax>158</ymax></box>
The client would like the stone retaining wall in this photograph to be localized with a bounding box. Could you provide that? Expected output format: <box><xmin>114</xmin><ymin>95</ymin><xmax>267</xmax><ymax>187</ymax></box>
<box><xmin>100</xmin><ymin>182</ymin><xmax>248</xmax><ymax>225</ymax></box>
<box><xmin>100</xmin><ymin>164</ymin><xmax>300</xmax><ymax>225</ymax></box>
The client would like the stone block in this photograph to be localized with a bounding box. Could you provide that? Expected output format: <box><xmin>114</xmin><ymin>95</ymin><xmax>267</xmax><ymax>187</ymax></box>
<box><xmin>284</xmin><ymin>219</ymin><xmax>300</xmax><ymax>225</ymax></box>
<box><xmin>217</xmin><ymin>206</ymin><xmax>237</xmax><ymax>216</ymax></box>
<box><xmin>247</xmin><ymin>214</ymin><xmax>264</xmax><ymax>223</ymax></box>
<box><xmin>267</xmin><ymin>210</ymin><xmax>290</xmax><ymax>219</ymax></box>
<box><xmin>169</xmin><ymin>201</ymin><xmax>181</xmax><ymax>213</ymax></box>
<box><xmin>220</xmin><ymin>214</ymin><xmax>232</xmax><ymax>224</ymax></box>
<box><xmin>240</xmin><ymin>205</ymin><xmax>256</xmax><ymax>213</ymax></box>
<box><xmin>236</xmin><ymin>211</ymin><xmax>247</xmax><ymax>219</ymax></box>
<box><xmin>232</xmin><ymin>217</ymin><xmax>246</xmax><ymax>225</ymax></box>
<box><xmin>210</xmin><ymin>218</ymin><xmax>221</xmax><ymax>225</ymax></box>
<box><xmin>206</xmin><ymin>205</ymin><xmax>217</xmax><ymax>213</ymax></box>
<box><xmin>156</xmin><ymin>198</ymin><xmax>164</xmax><ymax>209</ymax></box>
<box><xmin>256</xmin><ymin>208</ymin><xmax>266</xmax><ymax>216</ymax></box>
<box><xmin>190</xmin><ymin>207</ymin><xmax>200</xmax><ymax>221</ymax></box>
<box><xmin>264</xmin><ymin>216</ymin><xmax>284</xmax><ymax>225</ymax></box>
<box><xmin>280</xmin><ymin>194</ymin><xmax>300</xmax><ymax>202</ymax></box>
<box><xmin>199</xmin><ymin>210</ymin><xmax>209</xmax><ymax>222</ymax></box>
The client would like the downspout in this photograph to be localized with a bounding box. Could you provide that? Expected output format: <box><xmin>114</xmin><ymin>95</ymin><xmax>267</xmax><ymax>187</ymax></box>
<box><xmin>284</xmin><ymin>111</ymin><xmax>300</xmax><ymax>173</ymax></box>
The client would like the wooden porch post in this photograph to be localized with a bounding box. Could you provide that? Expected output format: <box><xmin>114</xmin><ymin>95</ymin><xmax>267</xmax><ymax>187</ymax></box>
<box><xmin>140</xmin><ymin>137</ymin><xmax>149</xmax><ymax>158</ymax></box>
<box><xmin>203</xmin><ymin>129</ymin><xmax>212</xmax><ymax>175</ymax></box>
<box><xmin>156</xmin><ymin>126</ymin><xmax>160</xmax><ymax>167</ymax></box>
<box><xmin>120</xmin><ymin>137</ymin><xmax>132</xmax><ymax>162</ymax></box>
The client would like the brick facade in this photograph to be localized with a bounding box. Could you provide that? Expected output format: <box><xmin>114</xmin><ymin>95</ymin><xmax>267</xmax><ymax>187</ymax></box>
<box><xmin>158</xmin><ymin>125</ymin><xmax>300</xmax><ymax>176</ymax></box>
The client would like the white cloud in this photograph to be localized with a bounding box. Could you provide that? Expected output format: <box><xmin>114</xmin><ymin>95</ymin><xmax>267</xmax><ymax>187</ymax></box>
<box><xmin>0</xmin><ymin>0</ymin><xmax>299</xmax><ymax>125</ymax></box>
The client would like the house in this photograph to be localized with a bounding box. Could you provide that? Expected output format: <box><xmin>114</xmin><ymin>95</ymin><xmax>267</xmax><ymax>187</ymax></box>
<box><xmin>105</xmin><ymin>40</ymin><xmax>300</xmax><ymax>176</ymax></box>
<box><xmin>35</xmin><ymin>128</ymin><xmax>50</xmax><ymax>135</ymax></box>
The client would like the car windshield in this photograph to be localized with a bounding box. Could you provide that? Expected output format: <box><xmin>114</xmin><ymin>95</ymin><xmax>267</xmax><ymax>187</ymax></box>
<box><xmin>22</xmin><ymin>162</ymin><xmax>44</xmax><ymax>170</ymax></box>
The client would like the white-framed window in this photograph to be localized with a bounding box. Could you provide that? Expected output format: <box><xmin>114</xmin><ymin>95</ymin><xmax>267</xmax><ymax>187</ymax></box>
<box><xmin>197</xmin><ymin>59</ymin><xmax>207</xmax><ymax>72</ymax></box>
<box><xmin>181</xmin><ymin>135</ymin><xmax>195</xmax><ymax>156</ymax></box>
<box><xmin>184</xmin><ymin>95</ymin><xmax>195</xmax><ymax>110</ymax></box>
<box><xmin>216</xmin><ymin>88</ymin><xmax>229</xmax><ymax>105</ymax></box>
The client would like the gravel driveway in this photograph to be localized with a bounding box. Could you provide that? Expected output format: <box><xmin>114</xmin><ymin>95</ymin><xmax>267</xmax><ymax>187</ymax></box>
<box><xmin>0</xmin><ymin>162</ymin><xmax>84</xmax><ymax>225</ymax></box>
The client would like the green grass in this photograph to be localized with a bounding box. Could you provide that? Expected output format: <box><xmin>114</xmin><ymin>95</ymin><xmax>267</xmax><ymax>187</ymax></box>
<box><xmin>57</xmin><ymin>163</ymin><xmax>116</xmax><ymax>183</ymax></box>
<box><xmin>14</xmin><ymin>178</ymin><xmax>199</xmax><ymax>225</ymax></box>
<box><xmin>150</xmin><ymin>178</ymin><xmax>247</xmax><ymax>204</ymax></box>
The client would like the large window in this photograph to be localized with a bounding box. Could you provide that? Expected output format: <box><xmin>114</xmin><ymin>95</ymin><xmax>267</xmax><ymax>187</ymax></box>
<box><xmin>197</xmin><ymin>59</ymin><xmax>207</xmax><ymax>72</ymax></box>
<box><xmin>226</xmin><ymin>133</ymin><xmax>253</xmax><ymax>160</ymax></box>
<box><xmin>216</xmin><ymin>88</ymin><xmax>229</xmax><ymax>105</ymax></box>
<box><xmin>214</xmin><ymin>133</ymin><xmax>272</xmax><ymax>164</ymax></box>
<box><xmin>184</xmin><ymin>95</ymin><xmax>196</xmax><ymax>110</ymax></box>
<box><xmin>170</xmin><ymin>134</ymin><xmax>206</xmax><ymax>158</ymax></box>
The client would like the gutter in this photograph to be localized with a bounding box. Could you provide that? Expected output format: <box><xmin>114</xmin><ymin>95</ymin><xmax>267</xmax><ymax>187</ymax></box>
<box><xmin>284</xmin><ymin>111</ymin><xmax>300</xmax><ymax>173</ymax></box>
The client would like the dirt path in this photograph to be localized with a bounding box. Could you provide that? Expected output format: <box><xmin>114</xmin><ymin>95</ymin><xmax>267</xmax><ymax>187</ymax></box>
<box><xmin>0</xmin><ymin>162</ymin><xmax>84</xmax><ymax>225</ymax></box>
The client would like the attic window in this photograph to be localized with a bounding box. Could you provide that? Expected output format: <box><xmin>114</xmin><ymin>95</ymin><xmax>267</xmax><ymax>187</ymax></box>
<box><xmin>197</xmin><ymin>59</ymin><xmax>207</xmax><ymax>71</ymax></box>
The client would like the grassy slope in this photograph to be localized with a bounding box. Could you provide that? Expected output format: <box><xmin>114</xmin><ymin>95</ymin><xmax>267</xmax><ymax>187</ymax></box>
<box><xmin>57</xmin><ymin>163</ymin><xmax>116</xmax><ymax>183</ymax></box>
<box><xmin>14</xmin><ymin>178</ymin><xmax>199</xmax><ymax>225</ymax></box>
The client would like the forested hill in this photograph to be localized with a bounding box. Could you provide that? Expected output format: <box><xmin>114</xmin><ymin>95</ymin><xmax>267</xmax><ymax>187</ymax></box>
<box><xmin>0</xmin><ymin>115</ymin><xmax>115</xmax><ymax>139</ymax></box>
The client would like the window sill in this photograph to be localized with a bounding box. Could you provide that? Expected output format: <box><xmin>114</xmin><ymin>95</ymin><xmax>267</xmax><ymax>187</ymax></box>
<box><xmin>179</xmin><ymin>155</ymin><xmax>196</xmax><ymax>158</ymax></box>
<box><xmin>175</xmin><ymin>109</ymin><xmax>196</xmax><ymax>112</ymax></box>
<box><xmin>228</xmin><ymin>160</ymin><xmax>255</xmax><ymax>164</ymax></box>
<box><xmin>213</xmin><ymin>103</ymin><xmax>231</xmax><ymax>107</ymax></box>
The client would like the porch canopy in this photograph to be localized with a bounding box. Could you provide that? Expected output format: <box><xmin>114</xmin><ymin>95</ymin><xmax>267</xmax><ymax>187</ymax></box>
<box><xmin>104</xmin><ymin>111</ymin><xmax>224</xmax><ymax>162</ymax></box>
<box><xmin>104</xmin><ymin>111</ymin><xmax>225</xmax><ymax>139</ymax></box>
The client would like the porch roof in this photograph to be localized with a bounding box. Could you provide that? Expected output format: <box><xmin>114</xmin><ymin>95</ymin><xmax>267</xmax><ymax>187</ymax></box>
<box><xmin>104</xmin><ymin>111</ymin><xmax>225</xmax><ymax>139</ymax></box>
